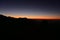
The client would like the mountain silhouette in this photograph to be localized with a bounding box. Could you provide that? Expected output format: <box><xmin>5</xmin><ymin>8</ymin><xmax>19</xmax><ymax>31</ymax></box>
<box><xmin>0</xmin><ymin>14</ymin><xmax>59</xmax><ymax>39</ymax></box>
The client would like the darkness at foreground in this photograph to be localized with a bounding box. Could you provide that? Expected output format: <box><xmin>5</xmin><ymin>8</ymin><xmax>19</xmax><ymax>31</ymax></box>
<box><xmin>0</xmin><ymin>15</ymin><xmax>60</xmax><ymax>39</ymax></box>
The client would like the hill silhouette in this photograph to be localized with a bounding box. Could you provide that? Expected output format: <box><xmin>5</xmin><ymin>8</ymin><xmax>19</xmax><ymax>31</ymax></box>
<box><xmin>0</xmin><ymin>14</ymin><xmax>60</xmax><ymax>39</ymax></box>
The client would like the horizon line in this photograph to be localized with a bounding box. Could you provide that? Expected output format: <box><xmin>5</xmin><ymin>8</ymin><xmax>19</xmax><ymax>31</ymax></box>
<box><xmin>0</xmin><ymin>14</ymin><xmax>60</xmax><ymax>20</ymax></box>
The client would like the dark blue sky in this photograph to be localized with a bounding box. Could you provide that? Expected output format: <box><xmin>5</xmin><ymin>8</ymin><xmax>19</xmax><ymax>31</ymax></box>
<box><xmin>0</xmin><ymin>0</ymin><xmax>60</xmax><ymax>19</ymax></box>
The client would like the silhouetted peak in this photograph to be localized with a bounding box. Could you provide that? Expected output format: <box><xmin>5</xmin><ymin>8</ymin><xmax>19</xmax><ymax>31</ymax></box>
<box><xmin>18</xmin><ymin>17</ymin><xmax>28</xmax><ymax>20</ymax></box>
<box><xmin>0</xmin><ymin>14</ymin><xmax>7</xmax><ymax>18</ymax></box>
<box><xmin>0</xmin><ymin>14</ymin><xmax>5</xmax><ymax>16</ymax></box>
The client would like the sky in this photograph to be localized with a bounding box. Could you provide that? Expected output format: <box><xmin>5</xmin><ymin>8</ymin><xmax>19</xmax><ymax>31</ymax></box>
<box><xmin>0</xmin><ymin>0</ymin><xmax>60</xmax><ymax>19</ymax></box>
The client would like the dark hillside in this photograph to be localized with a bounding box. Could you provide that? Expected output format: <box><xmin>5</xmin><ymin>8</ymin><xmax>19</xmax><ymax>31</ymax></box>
<box><xmin>0</xmin><ymin>14</ymin><xmax>59</xmax><ymax>39</ymax></box>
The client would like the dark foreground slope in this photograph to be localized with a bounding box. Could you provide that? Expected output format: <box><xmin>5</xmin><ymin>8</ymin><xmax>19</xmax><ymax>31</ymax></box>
<box><xmin>0</xmin><ymin>15</ymin><xmax>60</xmax><ymax>39</ymax></box>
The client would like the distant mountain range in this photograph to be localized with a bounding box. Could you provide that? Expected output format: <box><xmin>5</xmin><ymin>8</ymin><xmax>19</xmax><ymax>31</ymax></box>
<box><xmin>0</xmin><ymin>14</ymin><xmax>60</xmax><ymax>20</ymax></box>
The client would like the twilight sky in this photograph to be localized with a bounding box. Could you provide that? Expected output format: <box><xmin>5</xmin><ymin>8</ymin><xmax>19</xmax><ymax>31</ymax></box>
<box><xmin>0</xmin><ymin>0</ymin><xmax>60</xmax><ymax>19</ymax></box>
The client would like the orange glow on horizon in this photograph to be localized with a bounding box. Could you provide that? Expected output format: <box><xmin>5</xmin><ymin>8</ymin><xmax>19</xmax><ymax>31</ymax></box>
<box><xmin>8</xmin><ymin>15</ymin><xmax>60</xmax><ymax>19</ymax></box>
<box><xmin>3</xmin><ymin>14</ymin><xmax>60</xmax><ymax>19</ymax></box>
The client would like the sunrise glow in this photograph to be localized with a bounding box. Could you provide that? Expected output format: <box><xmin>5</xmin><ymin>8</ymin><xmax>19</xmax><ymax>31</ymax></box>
<box><xmin>5</xmin><ymin>14</ymin><xmax>60</xmax><ymax>19</ymax></box>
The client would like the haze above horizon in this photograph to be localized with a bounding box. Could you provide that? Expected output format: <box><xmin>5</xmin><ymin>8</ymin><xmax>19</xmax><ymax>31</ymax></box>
<box><xmin>0</xmin><ymin>0</ymin><xmax>60</xmax><ymax>19</ymax></box>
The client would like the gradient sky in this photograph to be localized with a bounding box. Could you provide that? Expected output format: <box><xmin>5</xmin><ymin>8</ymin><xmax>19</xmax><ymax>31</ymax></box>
<box><xmin>0</xmin><ymin>0</ymin><xmax>60</xmax><ymax>19</ymax></box>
